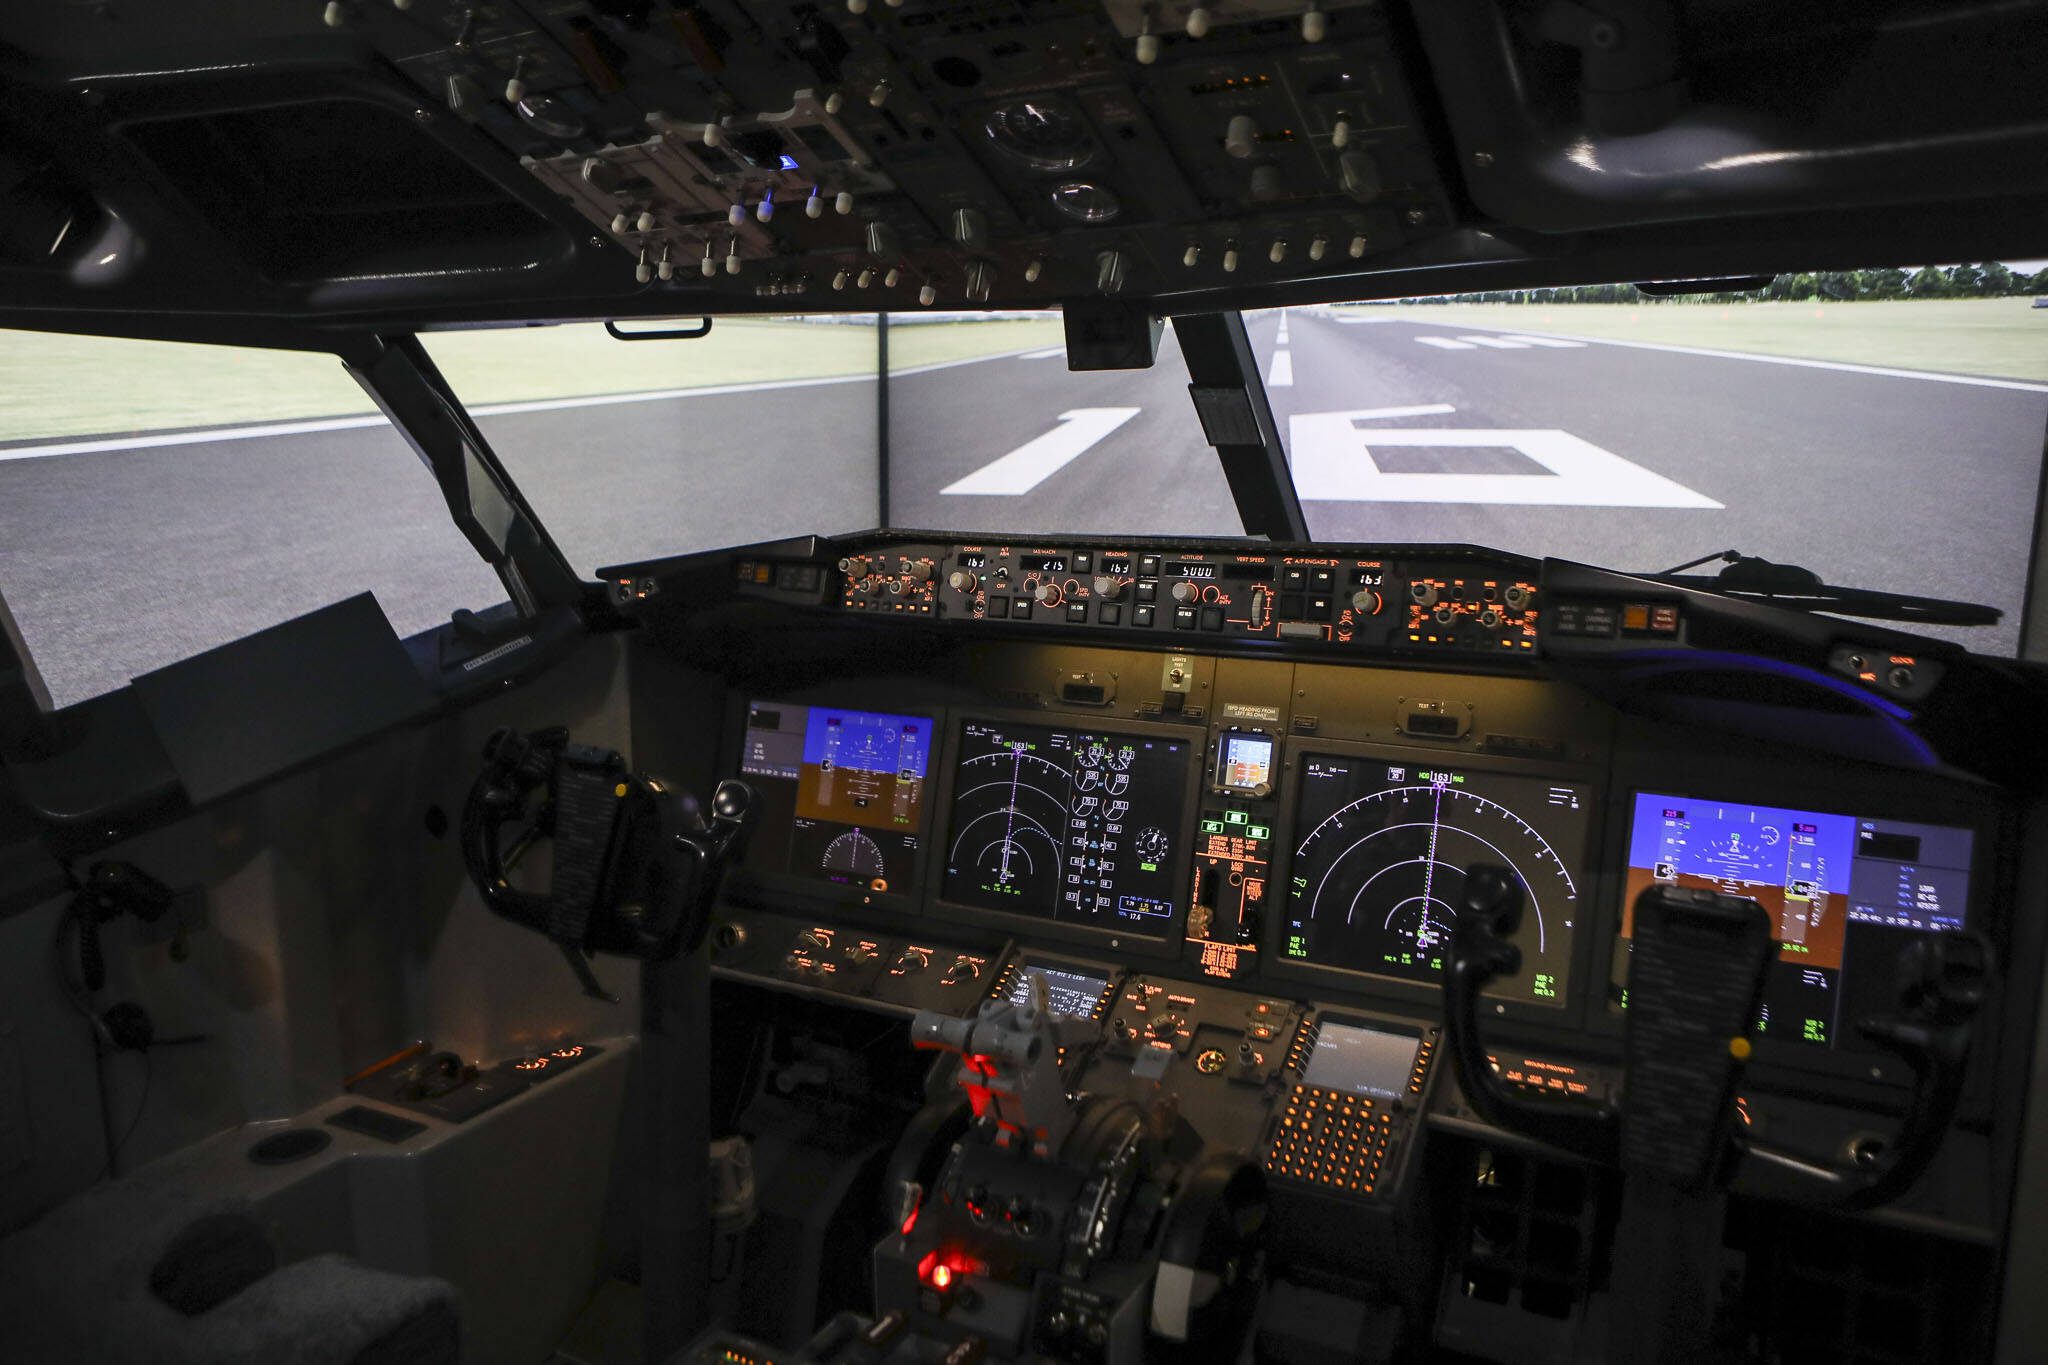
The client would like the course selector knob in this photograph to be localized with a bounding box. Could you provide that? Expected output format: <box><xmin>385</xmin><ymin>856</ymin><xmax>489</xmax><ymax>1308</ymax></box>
<box><xmin>948</xmin><ymin>569</ymin><xmax>979</xmax><ymax>593</ymax></box>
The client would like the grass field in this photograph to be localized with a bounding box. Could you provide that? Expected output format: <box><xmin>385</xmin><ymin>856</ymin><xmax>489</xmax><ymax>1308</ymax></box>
<box><xmin>1359</xmin><ymin>297</ymin><xmax>2048</xmax><ymax>381</ymax></box>
<box><xmin>0</xmin><ymin>316</ymin><xmax>1063</xmax><ymax>442</ymax></box>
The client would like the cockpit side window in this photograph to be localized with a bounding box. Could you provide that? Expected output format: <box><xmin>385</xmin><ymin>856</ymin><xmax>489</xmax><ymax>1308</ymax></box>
<box><xmin>0</xmin><ymin>329</ymin><xmax>507</xmax><ymax>709</ymax></box>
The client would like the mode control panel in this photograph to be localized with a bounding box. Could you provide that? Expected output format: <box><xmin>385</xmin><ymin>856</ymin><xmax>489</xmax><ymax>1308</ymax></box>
<box><xmin>818</xmin><ymin>539</ymin><xmax>1545</xmax><ymax>659</ymax></box>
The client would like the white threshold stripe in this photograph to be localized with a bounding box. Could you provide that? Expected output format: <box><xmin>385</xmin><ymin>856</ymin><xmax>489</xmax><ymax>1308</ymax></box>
<box><xmin>940</xmin><ymin>408</ymin><xmax>1142</xmax><ymax>495</ymax></box>
<box><xmin>1351</xmin><ymin>403</ymin><xmax>1459</xmax><ymax>421</ymax></box>
<box><xmin>1502</xmin><ymin>334</ymin><xmax>1586</xmax><ymax>348</ymax></box>
<box><xmin>1458</xmin><ymin>335</ymin><xmax>1531</xmax><ymax>349</ymax></box>
<box><xmin>1398</xmin><ymin>318</ymin><xmax>2048</xmax><ymax>393</ymax></box>
<box><xmin>1416</xmin><ymin>337</ymin><xmax>1476</xmax><ymax>350</ymax></box>
<box><xmin>1267</xmin><ymin>349</ymin><xmax>1294</xmax><ymax>387</ymax></box>
<box><xmin>0</xmin><ymin>344</ymin><xmax>1052</xmax><ymax>464</ymax></box>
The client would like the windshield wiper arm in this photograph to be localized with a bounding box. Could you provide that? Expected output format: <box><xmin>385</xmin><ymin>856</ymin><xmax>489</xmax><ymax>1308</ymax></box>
<box><xmin>1647</xmin><ymin>550</ymin><xmax>2000</xmax><ymax>628</ymax></box>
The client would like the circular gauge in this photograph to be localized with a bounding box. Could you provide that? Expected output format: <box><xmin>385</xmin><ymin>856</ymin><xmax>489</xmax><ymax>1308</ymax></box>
<box><xmin>1289</xmin><ymin>783</ymin><xmax>1577</xmax><ymax>987</ymax></box>
<box><xmin>946</xmin><ymin>744</ymin><xmax>1073</xmax><ymax>913</ymax></box>
<box><xmin>983</xmin><ymin>99</ymin><xmax>1096</xmax><ymax>172</ymax></box>
<box><xmin>822</xmin><ymin>830</ymin><xmax>886</xmax><ymax>880</ymax></box>
<box><xmin>1049</xmin><ymin>181</ymin><xmax>1121</xmax><ymax>223</ymax></box>
<box><xmin>1134</xmin><ymin>827</ymin><xmax>1170</xmax><ymax>863</ymax></box>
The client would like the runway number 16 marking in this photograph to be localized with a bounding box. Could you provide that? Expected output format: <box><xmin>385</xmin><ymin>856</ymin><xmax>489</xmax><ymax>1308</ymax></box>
<box><xmin>1287</xmin><ymin>411</ymin><xmax>1723</xmax><ymax>509</ymax></box>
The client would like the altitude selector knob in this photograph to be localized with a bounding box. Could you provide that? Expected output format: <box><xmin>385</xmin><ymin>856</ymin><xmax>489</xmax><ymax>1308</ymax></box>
<box><xmin>1171</xmin><ymin>580</ymin><xmax>1202</xmax><ymax>604</ymax></box>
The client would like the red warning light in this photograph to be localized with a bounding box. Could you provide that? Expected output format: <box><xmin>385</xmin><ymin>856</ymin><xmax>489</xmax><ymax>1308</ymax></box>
<box><xmin>930</xmin><ymin>1264</ymin><xmax>953</xmax><ymax>1290</ymax></box>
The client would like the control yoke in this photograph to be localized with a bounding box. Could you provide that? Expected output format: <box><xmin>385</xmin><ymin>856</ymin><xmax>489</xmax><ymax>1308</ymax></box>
<box><xmin>459</xmin><ymin>726</ymin><xmax>755</xmax><ymax>999</ymax></box>
<box><xmin>1443</xmin><ymin>863</ymin><xmax>1992</xmax><ymax>1208</ymax></box>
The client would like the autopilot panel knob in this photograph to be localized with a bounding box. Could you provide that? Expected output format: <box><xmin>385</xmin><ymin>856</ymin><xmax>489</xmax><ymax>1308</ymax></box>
<box><xmin>948</xmin><ymin>569</ymin><xmax>980</xmax><ymax>594</ymax></box>
<box><xmin>1171</xmin><ymin>580</ymin><xmax>1202</xmax><ymax>604</ymax></box>
<box><xmin>1093</xmin><ymin>575</ymin><xmax>1124</xmax><ymax>601</ymax></box>
<box><xmin>1351</xmin><ymin>589</ymin><xmax>1383</xmax><ymax>615</ymax></box>
<box><xmin>1035</xmin><ymin>581</ymin><xmax>1064</xmax><ymax>608</ymax></box>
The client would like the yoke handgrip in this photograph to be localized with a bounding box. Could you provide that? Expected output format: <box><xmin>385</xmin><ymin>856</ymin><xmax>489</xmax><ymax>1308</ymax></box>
<box><xmin>1444</xmin><ymin>864</ymin><xmax>1620</xmax><ymax>1163</ymax></box>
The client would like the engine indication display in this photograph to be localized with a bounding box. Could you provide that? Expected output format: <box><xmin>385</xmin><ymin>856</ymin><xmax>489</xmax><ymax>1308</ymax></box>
<box><xmin>1618</xmin><ymin>794</ymin><xmax>1976</xmax><ymax>1050</ymax></box>
<box><xmin>739</xmin><ymin>701</ymin><xmax>932</xmax><ymax>895</ymax></box>
<box><xmin>942</xmin><ymin>719</ymin><xmax>1191</xmax><ymax>937</ymax></box>
<box><xmin>1284</xmin><ymin>756</ymin><xmax>1589</xmax><ymax>1006</ymax></box>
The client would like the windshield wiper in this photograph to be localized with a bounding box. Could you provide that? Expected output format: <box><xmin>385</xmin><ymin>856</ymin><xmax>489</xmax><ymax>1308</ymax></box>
<box><xmin>1648</xmin><ymin>550</ymin><xmax>2000</xmax><ymax>628</ymax></box>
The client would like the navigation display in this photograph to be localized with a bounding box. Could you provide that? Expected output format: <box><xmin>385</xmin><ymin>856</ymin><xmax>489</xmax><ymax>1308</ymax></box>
<box><xmin>1301</xmin><ymin>1022</ymin><xmax>1420</xmax><ymax>1101</ymax></box>
<box><xmin>1284</xmin><ymin>756</ymin><xmax>1589</xmax><ymax>1006</ymax></box>
<box><xmin>1005</xmin><ymin>965</ymin><xmax>1112</xmax><ymax>1019</ymax></box>
<box><xmin>738</xmin><ymin>701</ymin><xmax>932</xmax><ymax>895</ymax></box>
<box><xmin>1620</xmin><ymin>793</ymin><xmax>1975</xmax><ymax>1049</ymax></box>
<box><xmin>941</xmin><ymin>719</ymin><xmax>1192</xmax><ymax>936</ymax></box>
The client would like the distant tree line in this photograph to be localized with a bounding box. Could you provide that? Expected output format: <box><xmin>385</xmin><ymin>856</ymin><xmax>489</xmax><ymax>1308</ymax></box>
<box><xmin>1412</xmin><ymin>264</ymin><xmax>2048</xmax><ymax>305</ymax></box>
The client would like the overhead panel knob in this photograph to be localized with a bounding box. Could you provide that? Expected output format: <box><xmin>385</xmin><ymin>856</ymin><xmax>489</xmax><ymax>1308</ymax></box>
<box><xmin>1224</xmin><ymin>115</ymin><xmax>1259</xmax><ymax>159</ymax></box>
<box><xmin>1095</xmin><ymin>249</ymin><xmax>1126</xmax><ymax>295</ymax></box>
<box><xmin>1339</xmin><ymin>151</ymin><xmax>1383</xmax><ymax>203</ymax></box>
<box><xmin>951</xmin><ymin>207</ymin><xmax>989</xmax><ymax>250</ymax></box>
<box><xmin>964</xmin><ymin>259</ymin><xmax>995</xmax><ymax>303</ymax></box>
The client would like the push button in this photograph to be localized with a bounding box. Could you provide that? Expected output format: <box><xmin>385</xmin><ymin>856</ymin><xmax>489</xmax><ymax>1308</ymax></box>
<box><xmin>1174</xmin><ymin>606</ymin><xmax>1198</xmax><ymax>630</ymax></box>
<box><xmin>1134</xmin><ymin>605</ymin><xmax>1155</xmax><ymax>626</ymax></box>
<box><xmin>1200</xmin><ymin>605</ymin><xmax>1225</xmax><ymax>631</ymax></box>
<box><xmin>986</xmin><ymin>596</ymin><xmax>1009</xmax><ymax>618</ymax></box>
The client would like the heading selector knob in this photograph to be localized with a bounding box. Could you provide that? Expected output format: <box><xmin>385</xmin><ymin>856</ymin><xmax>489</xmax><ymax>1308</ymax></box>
<box><xmin>1171</xmin><ymin>580</ymin><xmax>1202</xmax><ymax>604</ymax></box>
<box><xmin>1093</xmin><ymin>575</ymin><xmax>1124</xmax><ymax>601</ymax></box>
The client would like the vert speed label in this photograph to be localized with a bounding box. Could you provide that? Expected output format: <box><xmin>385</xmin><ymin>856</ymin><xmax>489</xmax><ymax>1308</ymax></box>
<box><xmin>1284</xmin><ymin>757</ymin><xmax>1591</xmax><ymax>1006</ymax></box>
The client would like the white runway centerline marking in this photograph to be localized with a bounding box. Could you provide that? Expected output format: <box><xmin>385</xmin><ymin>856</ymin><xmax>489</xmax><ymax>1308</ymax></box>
<box><xmin>1458</xmin><ymin>335</ymin><xmax>1532</xmax><ymax>349</ymax></box>
<box><xmin>1288</xmin><ymin>414</ymin><xmax>1724</xmax><ymax>508</ymax></box>
<box><xmin>1502</xmin><ymin>335</ymin><xmax>1586</xmax><ymax>348</ymax></box>
<box><xmin>1267</xmin><ymin>350</ymin><xmax>1294</xmax><ymax>387</ymax></box>
<box><xmin>1415</xmin><ymin>337</ymin><xmax>1477</xmax><ymax>350</ymax></box>
<box><xmin>940</xmin><ymin>407</ymin><xmax>1142</xmax><ymax>495</ymax></box>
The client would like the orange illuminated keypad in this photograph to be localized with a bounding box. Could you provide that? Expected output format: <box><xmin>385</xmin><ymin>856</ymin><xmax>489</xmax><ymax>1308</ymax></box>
<box><xmin>1262</xmin><ymin>1083</ymin><xmax>1392</xmax><ymax>1196</ymax></box>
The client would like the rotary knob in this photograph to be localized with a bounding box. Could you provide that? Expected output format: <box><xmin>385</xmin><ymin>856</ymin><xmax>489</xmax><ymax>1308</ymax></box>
<box><xmin>1035</xmin><ymin>581</ymin><xmax>1064</xmax><ymax>608</ymax></box>
<box><xmin>1092</xmin><ymin>575</ymin><xmax>1124</xmax><ymax>601</ymax></box>
<box><xmin>1171</xmin><ymin>580</ymin><xmax>1202</xmax><ymax>604</ymax></box>
<box><xmin>1351</xmin><ymin>589</ymin><xmax>1383</xmax><ymax>615</ymax></box>
<box><xmin>948</xmin><ymin>569</ymin><xmax>980</xmax><ymax>593</ymax></box>
<box><xmin>900</xmin><ymin>560</ymin><xmax>934</xmax><ymax>583</ymax></box>
<box><xmin>794</xmin><ymin>929</ymin><xmax>830</xmax><ymax>952</ymax></box>
<box><xmin>1147</xmin><ymin>1012</ymin><xmax>1183</xmax><ymax>1040</ymax></box>
<box><xmin>943</xmin><ymin>956</ymin><xmax>982</xmax><ymax>984</ymax></box>
<box><xmin>891</xmin><ymin>948</ymin><xmax>930</xmax><ymax>974</ymax></box>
